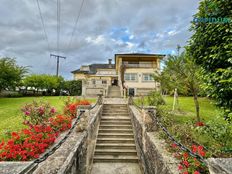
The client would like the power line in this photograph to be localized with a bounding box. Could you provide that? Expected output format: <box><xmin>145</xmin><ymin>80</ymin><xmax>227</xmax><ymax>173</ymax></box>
<box><xmin>66</xmin><ymin>0</ymin><xmax>85</xmax><ymax>50</ymax></box>
<box><xmin>35</xmin><ymin>0</ymin><xmax>51</xmax><ymax>53</ymax></box>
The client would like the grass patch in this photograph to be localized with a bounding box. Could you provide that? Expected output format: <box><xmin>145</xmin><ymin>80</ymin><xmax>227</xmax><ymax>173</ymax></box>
<box><xmin>136</xmin><ymin>96</ymin><xmax>221</xmax><ymax>122</ymax></box>
<box><xmin>0</xmin><ymin>96</ymin><xmax>96</xmax><ymax>140</ymax></box>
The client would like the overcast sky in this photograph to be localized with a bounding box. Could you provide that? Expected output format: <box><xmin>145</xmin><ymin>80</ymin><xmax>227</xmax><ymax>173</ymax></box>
<box><xmin>0</xmin><ymin>0</ymin><xmax>199</xmax><ymax>79</ymax></box>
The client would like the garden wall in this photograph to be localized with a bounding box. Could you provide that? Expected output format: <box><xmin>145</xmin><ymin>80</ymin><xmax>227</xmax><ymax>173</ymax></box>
<box><xmin>129</xmin><ymin>105</ymin><xmax>232</xmax><ymax>174</ymax></box>
<box><xmin>0</xmin><ymin>105</ymin><xmax>102</xmax><ymax>174</ymax></box>
<box><xmin>128</xmin><ymin>105</ymin><xmax>179</xmax><ymax>174</ymax></box>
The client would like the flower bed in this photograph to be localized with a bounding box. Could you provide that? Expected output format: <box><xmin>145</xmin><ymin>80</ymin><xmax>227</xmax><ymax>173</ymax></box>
<box><xmin>0</xmin><ymin>97</ymin><xmax>91</xmax><ymax>161</ymax></box>
<box><xmin>170</xmin><ymin>143</ymin><xmax>208</xmax><ymax>174</ymax></box>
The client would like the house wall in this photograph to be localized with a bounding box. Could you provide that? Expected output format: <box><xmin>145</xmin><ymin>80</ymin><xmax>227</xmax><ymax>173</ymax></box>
<box><xmin>124</xmin><ymin>68</ymin><xmax>158</xmax><ymax>96</ymax></box>
<box><xmin>74</xmin><ymin>73</ymin><xmax>86</xmax><ymax>80</ymax></box>
<box><xmin>82</xmin><ymin>76</ymin><xmax>113</xmax><ymax>96</ymax></box>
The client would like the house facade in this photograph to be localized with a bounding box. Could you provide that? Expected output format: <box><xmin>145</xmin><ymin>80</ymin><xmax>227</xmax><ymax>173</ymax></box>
<box><xmin>71</xmin><ymin>53</ymin><xmax>165</xmax><ymax>97</ymax></box>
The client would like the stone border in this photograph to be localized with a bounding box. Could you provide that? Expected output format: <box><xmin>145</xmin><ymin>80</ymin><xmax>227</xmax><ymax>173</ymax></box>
<box><xmin>129</xmin><ymin>105</ymin><xmax>179</xmax><ymax>174</ymax></box>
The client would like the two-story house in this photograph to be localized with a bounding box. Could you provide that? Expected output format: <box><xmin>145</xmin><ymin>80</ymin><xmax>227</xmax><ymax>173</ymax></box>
<box><xmin>71</xmin><ymin>53</ymin><xmax>165</xmax><ymax>97</ymax></box>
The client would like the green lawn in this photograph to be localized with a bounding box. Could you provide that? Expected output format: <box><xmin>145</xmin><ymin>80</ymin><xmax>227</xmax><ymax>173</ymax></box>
<box><xmin>0</xmin><ymin>96</ymin><xmax>96</xmax><ymax>140</ymax></box>
<box><xmin>136</xmin><ymin>96</ymin><xmax>221</xmax><ymax>122</ymax></box>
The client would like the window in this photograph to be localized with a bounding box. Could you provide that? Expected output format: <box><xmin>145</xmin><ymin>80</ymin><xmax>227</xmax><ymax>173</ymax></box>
<box><xmin>124</xmin><ymin>73</ymin><xmax>137</xmax><ymax>81</ymax></box>
<box><xmin>102</xmin><ymin>80</ymin><xmax>107</xmax><ymax>84</ymax></box>
<box><xmin>92</xmin><ymin>79</ymin><xmax>96</xmax><ymax>85</ymax></box>
<box><xmin>143</xmin><ymin>74</ymin><xmax>154</xmax><ymax>81</ymax></box>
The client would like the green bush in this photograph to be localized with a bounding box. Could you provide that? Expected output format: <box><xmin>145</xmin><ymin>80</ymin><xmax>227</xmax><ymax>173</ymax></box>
<box><xmin>194</xmin><ymin>115</ymin><xmax>232</xmax><ymax>150</ymax></box>
<box><xmin>147</xmin><ymin>91</ymin><xmax>165</xmax><ymax>106</ymax></box>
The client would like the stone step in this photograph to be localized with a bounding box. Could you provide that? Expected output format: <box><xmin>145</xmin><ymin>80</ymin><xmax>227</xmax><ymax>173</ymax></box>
<box><xmin>97</xmin><ymin>138</ymin><xmax>134</xmax><ymax>143</ymax></box>
<box><xmin>95</xmin><ymin>149</ymin><xmax>137</xmax><ymax>156</ymax></box>
<box><xmin>96</xmin><ymin>143</ymin><xmax>136</xmax><ymax>150</ymax></box>
<box><xmin>102</xmin><ymin>111</ymin><xmax>128</xmax><ymax>114</ymax></box>
<box><xmin>100</xmin><ymin>119</ymin><xmax>131</xmax><ymax>123</ymax></box>
<box><xmin>103</xmin><ymin>105</ymin><xmax>127</xmax><ymax>107</ymax></box>
<box><xmin>101</xmin><ymin>116</ymin><xmax>130</xmax><ymax>120</ymax></box>
<box><xmin>93</xmin><ymin>155</ymin><xmax>138</xmax><ymax>163</ymax></box>
<box><xmin>99</xmin><ymin>125</ymin><xmax>132</xmax><ymax>129</ymax></box>
<box><xmin>101</xmin><ymin>121</ymin><xmax>131</xmax><ymax>125</ymax></box>
<box><xmin>103</xmin><ymin>110</ymin><xmax>128</xmax><ymax>113</ymax></box>
<box><xmin>103</xmin><ymin>109</ymin><xmax>128</xmax><ymax>111</ymax></box>
<box><xmin>102</xmin><ymin>114</ymin><xmax>129</xmax><ymax>117</ymax></box>
<box><xmin>98</xmin><ymin>133</ymin><xmax>134</xmax><ymax>138</ymax></box>
<box><xmin>103</xmin><ymin>108</ymin><xmax>127</xmax><ymax>110</ymax></box>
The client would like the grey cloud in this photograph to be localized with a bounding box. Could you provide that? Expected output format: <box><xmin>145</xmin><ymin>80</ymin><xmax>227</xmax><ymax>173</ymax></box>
<box><xmin>0</xmin><ymin>0</ymin><xmax>199</xmax><ymax>79</ymax></box>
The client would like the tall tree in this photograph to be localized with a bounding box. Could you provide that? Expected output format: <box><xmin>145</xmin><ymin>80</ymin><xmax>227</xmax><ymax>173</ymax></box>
<box><xmin>189</xmin><ymin>0</ymin><xmax>232</xmax><ymax>116</ymax></box>
<box><xmin>0</xmin><ymin>58</ymin><xmax>27</xmax><ymax>92</ymax></box>
<box><xmin>155</xmin><ymin>52</ymin><xmax>202</xmax><ymax>122</ymax></box>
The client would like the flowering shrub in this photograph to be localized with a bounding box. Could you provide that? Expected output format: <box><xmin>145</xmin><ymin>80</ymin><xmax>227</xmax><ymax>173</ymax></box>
<box><xmin>64</xmin><ymin>97</ymin><xmax>91</xmax><ymax>117</ymax></box>
<box><xmin>0</xmin><ymin>125</ymin><xmax>56</xmax><ymax>161</ymax></box>
<box><xmin>49</xmin><ymin>115</ymin><xmax>72</xmax><ymax>132</ymax></box>
<box><xmin>21</xmin><ymin>101</ymin><xmax>56</xmax><ymax>125</ymax></box>
<box><xmin>170</xmin><ymin>143</ymin><xmax>208</xmax><ymax>174</ymax></box>
<box><xmin>0</xmin><ymin>98</ymin><xmax>91</xmax><ymax>161</ymax></box>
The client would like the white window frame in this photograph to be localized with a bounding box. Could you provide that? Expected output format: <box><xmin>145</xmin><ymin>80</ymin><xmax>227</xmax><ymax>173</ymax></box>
<box><xmin>124</xmin><ymin>73</ymin><xmax>137</xmax><ymax>81</ymax></box>
<box><xmin>142</xmin><ymin>74</ymin><xmax>154</xmax><ymax>82</ymax></box>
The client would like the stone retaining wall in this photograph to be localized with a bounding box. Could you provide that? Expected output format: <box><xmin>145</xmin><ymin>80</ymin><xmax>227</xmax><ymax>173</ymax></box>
<box><xmin>129</xmin><ymin>105</ymin><xmax>232</xmax><ymax>174</ymax></box>
<box><xmin>0</xmin><ymin>105</ymin><xmax>102</xmax><ymax>174</ymax></box>
<box><xmin>129</xmin><ymin>105</ymin><xmax>179</xmax><ymax>174</ymax></box>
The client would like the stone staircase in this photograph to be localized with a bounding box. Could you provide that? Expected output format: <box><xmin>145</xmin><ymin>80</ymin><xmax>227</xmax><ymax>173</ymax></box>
<box><xmin>93</xmin><ymin>104</ymin><xmax>139</xmax><ymax>163</ymax></box>
<box><xmin>107</xmin><ymin>86</ymin><xmax>121</xmax><ymax>98</ymax></box>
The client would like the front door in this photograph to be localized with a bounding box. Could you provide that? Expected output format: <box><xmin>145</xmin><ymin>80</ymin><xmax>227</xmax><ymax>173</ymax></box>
<box><xmin>112</xmin><ymin>79</ymin><xmax>118</xmax><ymax>86</ymax></box>
<box><xmin>128</xmin><ymin>88</ymin><xmax>135</xmax><ymax>96</ymax></box>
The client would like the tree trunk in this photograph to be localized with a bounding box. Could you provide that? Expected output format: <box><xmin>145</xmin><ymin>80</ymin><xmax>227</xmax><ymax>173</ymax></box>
<box><xmin>193</xmin><ymin>89</ymin><xmax>200</xmax><ymax>122</ymax></box>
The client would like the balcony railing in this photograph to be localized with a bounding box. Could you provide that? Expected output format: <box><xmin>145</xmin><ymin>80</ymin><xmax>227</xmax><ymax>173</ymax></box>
<box><xmin>122</xmin><ymin>63</ymin><xmax>154</xmax><ymax>68</ymax></box>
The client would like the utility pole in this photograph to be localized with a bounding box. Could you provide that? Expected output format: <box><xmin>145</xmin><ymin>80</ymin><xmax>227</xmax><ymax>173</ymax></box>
<box><xmin>50</xmin><ymin>54</ymin><xmax>66</xmax><ymax>76</ymax></box>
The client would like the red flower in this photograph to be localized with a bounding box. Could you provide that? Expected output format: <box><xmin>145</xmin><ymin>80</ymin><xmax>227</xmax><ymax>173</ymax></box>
<box><xmin>183</xmin><ymin>160</ymin><xmax>189</xmax><ymax>167</ymax></box>
<box><xmin>195</xmin><ymin>122</ymin><xmax>204</xmax><ymax>127</ymax></box>
<box><xmin>178</xmin><ymin>164</ymin><xmax>183</xmax><ymax>170</ymax></box>
<box><xmin>194</xmin><ymin>171</ymin><xmax>200</xmax><ymax>174</ymax></box>
<box><xmin>171</xmin><ymin>143</ymin><xmax>177</xmax><ymax>148</ymax></box>
<box><xmin>197</xmin><ymin>146</ymin><xmax>205</xmax><ymax>157</ymax></box>
<box><xmin>50</xmin><ymin>107</ymin><xmax>56</xmax><ymax>114</ymax></box>
<box><xmin>182</xmin><ymin>171</ymin><xmax>188</xmax><ymax>174</ymax></box>
<box><xmin>183</xmin><ymin>152</ymin><xmax>188</xmax><ymax>159</ymax></box>
<box><xmin>192</xmin><ymin>145</ymin><xmax>197</xmax><ymax>153</ymax></box>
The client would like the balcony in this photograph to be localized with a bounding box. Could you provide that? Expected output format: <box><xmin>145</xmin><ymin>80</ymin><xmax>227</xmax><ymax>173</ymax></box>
<box><xmin>122</xmin><ymin>62</ymin><xmax>155</xmax><ymax>68</ymax></box>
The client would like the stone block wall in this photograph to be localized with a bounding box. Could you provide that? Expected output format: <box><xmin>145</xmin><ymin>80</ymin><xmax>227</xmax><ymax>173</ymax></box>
<box><xmin>129</xmin><ymin>105</ymin><xmax>232</xmax><ymax>174</ymax></box>
<box><xmin>129</xmin><ymin>105</ymin><xmax>179</xmax><ymax>174</ymax></box>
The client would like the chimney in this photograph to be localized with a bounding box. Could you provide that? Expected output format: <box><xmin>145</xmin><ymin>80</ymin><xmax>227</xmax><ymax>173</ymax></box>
<box><xmin>108</xmin><ymin>59</ymin><xmax>112</xmax><ymax>68</ymax></box>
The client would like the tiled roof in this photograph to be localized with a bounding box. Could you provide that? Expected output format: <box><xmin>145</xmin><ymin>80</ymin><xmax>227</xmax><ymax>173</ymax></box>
<box><xmin>71</xmin><ymin>63</ymin><xmax>115</xmax><ymax>74</ymax></box>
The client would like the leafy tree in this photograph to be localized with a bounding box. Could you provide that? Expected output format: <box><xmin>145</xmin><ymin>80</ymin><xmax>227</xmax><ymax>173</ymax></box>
<box><xmin>155</xmin><ymin>59</ymin><xmax>188</xmax><ymax>96</ymax></box>
<box><xmin>23</xmin><ymin>74</ymin><xmax>64</xmax><ymax>95</ymax></box>
<box><xmin>61</xmin><ymin>80</ymin><xmax>82</xmax><ymax>96</ymax></box>
<box><xmin>154</xmin><ymin>52</ymin><xmax>202</xmax><ymax>122</ymax></box>
<box><xmin>188</xmin><ymin>0</ymin><xmax>232</xmax><ymax>116</ymax></box>
<box><xmin>0</xmin><ymin>58</ymin><xmax>27</xmax><ymax>92</ymax></box>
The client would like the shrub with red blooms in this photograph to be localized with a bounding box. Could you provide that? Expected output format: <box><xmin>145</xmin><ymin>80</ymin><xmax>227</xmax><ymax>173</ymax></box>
<box><xmin>0</xmin><ymin>98</ymin><xmax>91</xmax><ymax>161</ymax></box>
<box><xmin>170</xmin><ymin>143</ymin><xmax>208</xmax><ymax>174</ymax></box>
<box><xmin>0</xmin><ymin>125</ymin><xmax>56</xmax><ymax>161</ymax></box>
<box><xmin>195</xmin><ymin>122</ymin><xmax>204</xmax><ymax>127</ymax></box>
<box><xmin>21</xmin><ymin>101</ymin><xmax>56</xmax><ymax>125</ymax></box>
<box><xmin>64</xmin><ymin>97</ymin><xmax>91</xmax><ymax>117</ymax></box>
<box><xmin>49</xmin><ymin>115</ymin><xmax>72</xmax><ymax>132</ymax></box>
